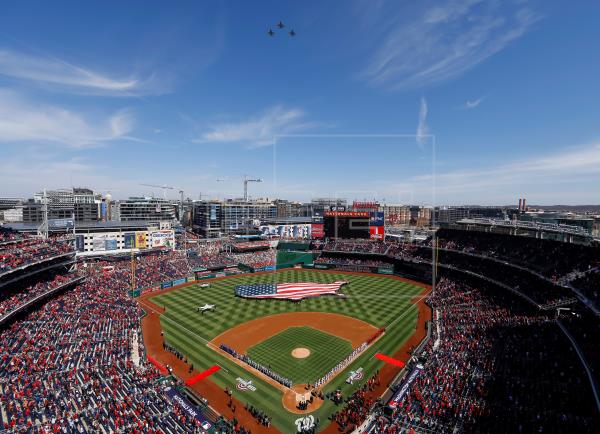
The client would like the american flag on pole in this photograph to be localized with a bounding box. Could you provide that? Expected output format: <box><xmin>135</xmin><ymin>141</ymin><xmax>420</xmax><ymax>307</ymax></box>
<box><xmin>235</xmin><ymin>281</ymin><xmax>348</xmax><ymax>301</ymax></box>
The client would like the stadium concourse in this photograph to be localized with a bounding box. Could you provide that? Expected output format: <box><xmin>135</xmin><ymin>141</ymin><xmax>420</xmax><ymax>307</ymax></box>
<box><xmin>0</xmin><ymin>226</ymin><xmax>599</xmax><ymax>433</ymax></box>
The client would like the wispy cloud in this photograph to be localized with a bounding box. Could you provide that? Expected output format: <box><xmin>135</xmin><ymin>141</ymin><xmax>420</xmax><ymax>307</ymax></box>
<box><xmin>465</xmin><ymin>96</ymin><xmax>485</xmax><ymax>109</ymax></box>
<box><xmin>0</xmin><ymin>89</ymin><xmax>136</xmax><ymax>147</ymax></box>
<box><xmin>195</xmin><ymin>106</ymin><xmax>316</xmax><ymax>148</ymax></box>
<box><xmin>387</xmin><ymin>142</ymin><xmax>600</xmax><ymax>204</ymax></box>
<box><xmin>0</xmin><ymin>49</ymin><xmax>163</xmax><ymax>95</ymax></box>
<box><xmin>416</xmin><ymin>97</ymin><xmax>429</xmax><ymax>146</ymax></box>
<box><xmin>360</xmin><ymin>0</ymin><xmax>541</xmax><ymax>89</ymax></box>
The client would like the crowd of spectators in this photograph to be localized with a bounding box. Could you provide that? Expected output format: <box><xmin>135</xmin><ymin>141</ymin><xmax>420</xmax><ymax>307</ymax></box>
<box><xmin>369</xmin><ymin>278</ymin><xmax>597</xmax><ymax>433</ymax></box>
<box><xmin>0</xmin><ymin>235</ymin><xmax>73</xmax><ymax>276</ymax></box>
<box><xmin>0</xmin><ymin>273</ymin><xmax>78</xmax><ymax>319</ymax></box>
<box><xmin>0</xmin><ymin>229</ymin><xmax>25</xmax><ymax>244</ymax></box>
<box><xmin>186</xmin><ymin>240</ymin><xmax>276</xmax><ymax>270</ymax></box>
<box><xmin>134</xmin><ymin>252</ymin><xmax>190</xmax><ymax>289</ymax></box>
<box><xmin>385</xmin><ymin>243</ymin><xmax>419</xmax><ymax>260</ymax></box>
<box><xmin>314</xmin><ymin>256</ymin><xmax>390</xmax><ymax>268</ymax></box>
<box><xmin>323</xmin><ymin>240</ymin><xmax>389</xmax><ymax>255</ymax></box>
<box><xmin>571</xmin><ymin>268</ymin><xmax>600</xmax><ymax>305</ymax></box>
<box><xmin>226</xmin><ymin>251</ymin><xmax>276</xmax><ymax>269</ymax></box>
<box><xmin>330</xmin><ymin>373</ymin><xmax>380</xmax><ymax>432</ymax></box>
<box><xmin>431</xmin><ymin>228</ymin><xmax>600</xmax><ymax>282</ymax></box>
<box><xmin>419</xmin><ymin>247</ymin><xmax>577</xmax><ymax>307</ymax></box>
<box><xmin>0</xmin><ymin>257</ymin><xmax>215</xmax><ymax>433</ymax></box>
<box><xmin>229</xmin><ymin>241</ymin><xmax>271</xmax><ymax>252</ymax></box>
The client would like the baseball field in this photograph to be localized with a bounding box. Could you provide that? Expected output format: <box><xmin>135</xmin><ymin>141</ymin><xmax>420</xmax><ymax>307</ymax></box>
<box><xmin>141</xmin><ymin>269</ymin><xmax>428</xmax><ymax>433</ymax></box>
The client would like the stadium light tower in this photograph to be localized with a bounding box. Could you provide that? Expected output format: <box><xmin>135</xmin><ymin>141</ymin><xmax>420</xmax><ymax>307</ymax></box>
<box><xmin>243</xmin><ymin>175</ymin><xmax>263</xmax><ymax>202</ymax></box>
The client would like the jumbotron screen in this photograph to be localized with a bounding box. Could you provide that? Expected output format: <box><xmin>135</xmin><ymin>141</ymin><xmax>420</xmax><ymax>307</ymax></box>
<box><xmin>324</xmin><ymin>211</ymin><xmax>370</xmax><ymax>239</ymax></box>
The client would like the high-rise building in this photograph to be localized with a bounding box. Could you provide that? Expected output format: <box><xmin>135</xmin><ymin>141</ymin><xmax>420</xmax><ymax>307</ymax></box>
<box><xmin>22</xmin><ymin>188</ymin><xmax>101</xmax><ymax>223</ymax></box>
<box><xmin>73</xmin><ymin>188</ymin><xmax>99</xmax><ymax>204</ymax></box>
<box><xmin>435</xmin><ymin>206</ymin><xmax>470</xmax><ymax>225</ymax></box>
<box><xmin>192</xmin><ymin>199</ymin><xmax>277</xmax><ymax>237</ymax></box>
<box><xmin>221</xmin><ymin>200</ymin><xmax>276</xmax><ymax>230</ymax></box>
<box><xmin>117</xmin><ymin>197</ymin><xmax>178</xmax><ymax>222</ymax></box>
<box><xmin>381</xmin><ymin>204</ymin><xmax>411</xmax><ymax>227</ymax></box>
<box><xmin>192</xmin><ymin>200</ymin><xmax>223</xmax><ymax>238</ymax></box>
<box><xmin>417</xmin><ymin>206</ymin><xmax>433</xmax><ymax>226</ymax></box>
<box><xmin>274</xmin><ymin>199</ymin><xmax>303</xmax><ymax>218</ymax></box>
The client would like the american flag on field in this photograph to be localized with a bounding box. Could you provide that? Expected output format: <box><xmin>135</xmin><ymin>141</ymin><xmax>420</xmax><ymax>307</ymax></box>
<box><xmin>235</xmin><ymin>281</ymin><xmax>348</xmax><ymax>301</ymax></box>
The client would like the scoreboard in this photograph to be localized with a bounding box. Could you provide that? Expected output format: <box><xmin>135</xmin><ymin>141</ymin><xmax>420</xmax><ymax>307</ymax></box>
<box><xmin>324</xmin><ymin>211</ymin><xmax>385</xmax><ymax>240</ymax></box>
<box><xmin>324</xmin><ymin>211</ymin><xmax>371</xmax><ymax>239</ymax></box>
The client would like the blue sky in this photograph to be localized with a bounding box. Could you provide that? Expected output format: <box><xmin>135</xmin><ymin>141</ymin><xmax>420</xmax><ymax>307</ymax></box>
<box><xmin>0</xmin><ymin>0</ymin><xmax>599</xmax><ymax>205</ymax></box>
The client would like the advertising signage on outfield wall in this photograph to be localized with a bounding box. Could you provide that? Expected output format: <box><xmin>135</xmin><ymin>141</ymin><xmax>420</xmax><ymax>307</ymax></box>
<box><xmin>314</xmin><ymin>264</ymin><xmax>331</xmax><ymax>269</ymax></box>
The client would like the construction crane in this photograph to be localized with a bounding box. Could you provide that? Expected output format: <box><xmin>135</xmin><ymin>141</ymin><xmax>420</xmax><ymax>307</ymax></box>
<box><xmin>243</xmin><ymin>175</ymin><xmax>263</xmax><ymax>202</ymax></box>
<box><xmin>216</xmin><ymin>176</ymin><xmax>262</xmax><ymax>201</ymax></box>
<box><xmin>140</xmin><ymin>183</ymin><xmax>174</xmax><ymax>199</ymax></box>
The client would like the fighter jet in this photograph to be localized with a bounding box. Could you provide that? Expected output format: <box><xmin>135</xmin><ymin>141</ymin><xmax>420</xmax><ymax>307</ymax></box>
<box><xmin>197</xmin><ymin>303</ymin><xmax>216</xmax><ymax>313</ymax></box>
<box><xmin>289</xmin><ymin>29</ymin><xmax>296</xmax><ymax>37</ymax></box>
<box><xmin>276</xmin><ymin>21</ymin><xmax>285</xmax><ymax>29</ymax></box>
<box><xmin>267</xmin><ymin>28</ymin><xmax>275</xmax><ymax>37</ymax></box>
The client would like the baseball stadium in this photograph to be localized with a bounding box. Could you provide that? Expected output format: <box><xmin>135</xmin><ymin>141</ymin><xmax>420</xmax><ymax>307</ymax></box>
<box><xmin>2</xmin><ymin>2</ymin><xmax>600</xmax><ymax>433</ymax></box>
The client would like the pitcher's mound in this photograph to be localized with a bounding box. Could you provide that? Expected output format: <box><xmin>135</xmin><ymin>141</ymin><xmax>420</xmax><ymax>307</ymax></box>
<box><xmin>291</xmin><ymin>348</ymin><xmax>310</xmax><ymax>358</ymax></box>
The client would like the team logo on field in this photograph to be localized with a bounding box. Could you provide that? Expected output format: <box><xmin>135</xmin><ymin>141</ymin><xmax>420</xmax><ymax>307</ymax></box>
<box><xmin>346</xmin><ymin>367</ymin><xmax>364</xmax><ymax>384</ymax></box>
<box><xmin>236</xmin><ymin>377</ymin><xmax>257</xmax><ymax>391</ymax></box>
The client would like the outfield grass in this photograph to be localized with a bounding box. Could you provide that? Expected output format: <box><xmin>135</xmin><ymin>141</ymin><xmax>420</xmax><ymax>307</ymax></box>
<box><xmin>151</xmin><ymin>269</ymin><xmax>423</xmax><ymax>433</ymax></box>
<box><xmin>247</xmin><ymin>326</ymin><xmax>354</xmax><ymax>384</ymax></box>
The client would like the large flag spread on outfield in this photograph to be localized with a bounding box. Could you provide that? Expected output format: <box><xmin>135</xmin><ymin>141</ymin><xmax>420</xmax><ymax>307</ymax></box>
<box><xmin>235</xmin><ymin>281</ymin><xmax>347</xmax><ymax>301</ymax></box>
